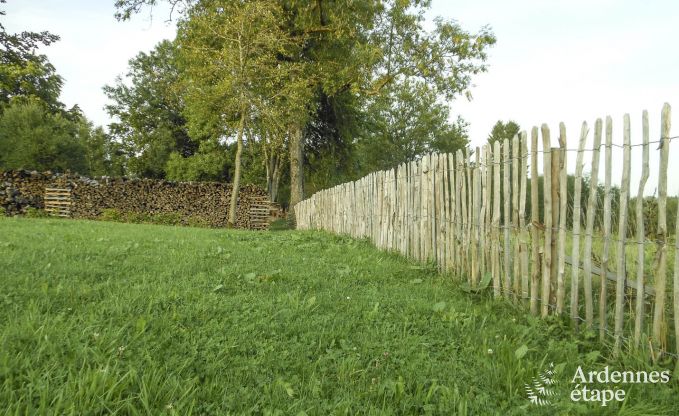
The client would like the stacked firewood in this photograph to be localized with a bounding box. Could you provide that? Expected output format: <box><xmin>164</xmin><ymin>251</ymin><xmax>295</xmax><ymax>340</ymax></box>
<box><xmin>1</xmin><ymin>170</ymin><xmax>270</xmax><ymax>229</ymax></box>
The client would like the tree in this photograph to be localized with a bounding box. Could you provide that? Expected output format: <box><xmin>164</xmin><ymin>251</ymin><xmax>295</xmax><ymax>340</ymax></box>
<box><xmin>0</xmin><ymin>99</ymin><xmax>86</xmax><ymax>172</ymax></box>
<box><xmin>104</xmin><ymin>40</ymin><xmax>199</xmax><ymax>179</ymax></box>
<box><xmin>356</xmin><ymin>80</ymin><xmax>468</xmax><ymax>174</ymax></box>
<box><xmin>283</xmin><ymin>0</ymin><xmax>495</xmax><ymax>204</ymax></box>
<box><xmin>114</xmin><ymin>0</ymin><xmax>496</xmax><ymax>209</ymax></box>
<box><xmin>487</xmin><ymin>120</ymin><xmax>520</xmax><ymax>145</ymax></box>
<box><xmin>0</xmin><ymin>0</ymin><xmax>63</xmax><ymax>111</ymax></box>
<box><xmin>177</xmin><ymin>0</ymin><xmax>308</xmax><ymax>226</ymax></box>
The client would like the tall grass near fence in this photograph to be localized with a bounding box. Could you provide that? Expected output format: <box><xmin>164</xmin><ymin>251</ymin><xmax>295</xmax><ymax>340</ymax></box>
<box><xmin>296</xmin><ymin>104</ymin><xmax>679</xmax><ymax>363</ymax></box>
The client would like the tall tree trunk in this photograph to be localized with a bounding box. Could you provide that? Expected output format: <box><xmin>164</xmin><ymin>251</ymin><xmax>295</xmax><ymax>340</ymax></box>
<box><xmin>289</xmin><ymin>123</ymin><xmax>304</xmax><ymax>207</ymax></box>
<box><xmin>271</xmin><ymin>155</ymin><xmax>282</xmax><ymax>202</ymax></box>
<box><xmin>228</xmin><ymin>110</ymin><xmax>246</xmax><ymax>227</ymax></box>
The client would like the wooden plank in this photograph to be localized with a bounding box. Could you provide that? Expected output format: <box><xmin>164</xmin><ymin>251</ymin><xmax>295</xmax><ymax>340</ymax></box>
<box><xmin>485</xmin><ymin>145</ymin><xmax>493</xmax><ymax>279</ymax></box>
<box><xmin>570</xmin><ymin>122</ymin><xmax>589</xmax><ymax>326</ymax></box>
<box><xmin>492</xmin><ymin>140</ymin><xmax>502</xmax><ymax>297</ymax></box>
<box><xmin>530</xmin><ymin>127</ymin><xmax>540</xmax><ymax>315</ymax></box>
<box><xmin>472</xmin><ymin>147</ymin><xmax>483</xmax><ymax>287</ymax></box>
<box><xmin>461</xmin><ymin>149</ymin><xmax>469</xmax><ymax>276</ymax></box>
<box><xmin>600</xmin><ymin>116</ymin><xmax>613</xmax><ymax>341</ymax></box>
<box><xmin>472</xmin><ymin>148</ymin><xmax>481</xmax><ymax>286</ymax></box>
<box><xmin>541</xmin><ymin>124</ymin><xmax>553</xmax><ymax>317</ymax></box>
<box><xmin>633</xmin><ymin>110</ymin><xmax>650</xmax><ymax>348</ymax></box>
<box><xmin>563</xmin><ymin>255</ymin><xmax>654</xmax><ymax>296</ymax></box>
<box><xmin>519</xmin><ymin>132</ymin><xmax>529</xmax><ymax>300</ymax></box>
<box><xmin>434</xmin><ymin>155</ymin><xmax>443</xmax><ymax>268</ymax></box>
<box><xmin>556</xmin><ymin>123</ymin><xmax>568</xmax><ymax>314</ymax></box>
<box><xmin>550</xmin><ymin>146</ymin><xmax>560</xmax><ymax>307</ymax></box>
<box><xmin>583</xmin><ymin>119</ymin><xmax>603</xmax><ymax>328</ymax></box>
<box><xmin>652</xmin><ymin>103</ymin><xmax>671</xmax><ymax>358</ymax></box>
<box><xmin>448</xmin><ymin>154</ymin><xmax>456</xmax><ymax>272</ymax></box>
<box><xmin>456</xmin><ymin>149</ymin><xmax>464</xmax><ymax>276</ymax></box>
<box><xmin>480</xmin><ymin>145</ymin><xmax>488</xmax><ymax>280</ymax></box>
<box><xmin>503</xmin><ymin>138</ymin><xmax>512</xmax><ymax>297</ymax></box>
<box><xmin>614</xmin><ymin>114</ymin><xmax>632</xmax><ymax>354</ymax></box>
<box><xmin>512</xmin><ymin>134</ymin><xmax>520</xmax><ymax>299</ymax></box>
<box><xmin>441</xmin><ymin>156</ymin><xmax>449</xmax><ymax>271</ymax></box>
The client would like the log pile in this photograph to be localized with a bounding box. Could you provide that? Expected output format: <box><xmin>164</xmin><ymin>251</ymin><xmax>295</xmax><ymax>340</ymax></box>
<box><xmin>1</xmin><ymin>170</ymin><xmax>271</xmax><ymax>229</ymax></box>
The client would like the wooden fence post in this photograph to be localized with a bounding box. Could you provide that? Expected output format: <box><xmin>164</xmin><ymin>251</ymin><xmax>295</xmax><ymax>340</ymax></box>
<box><xmin>472</xmin><ymin>149</ymin><xmax>481</xmax><ymax>286</ymax></box>
<box><xmin>493</xmin><ymin>140</ymin><xmax>502</xmax><ymax>297</ymax></box>
<box><xmin>614</xmin><ymin>114</ymin><xmax>632</xmax><ymax>355</ymax></box>
<box><xmin>632</xmin><ymin>111</ymin><xmax>650</xmax><ymax>348</ymax></box>
<box><xmin>519</xmin><ymin>132</ymin><xmax>529</xmax><ymax>300</ymax></box>
<box><xmin>570</xmin><ymin>122</ymin><xmax>588</xmax><ymax>326</ymax></box>
<box><xmin>583</xmin><ymin>119</ymin><xmax>603</xmax><ymax>328</ymax></box>
<box><xmin>600</xmin><ymin>117</ymin><xmax>613</xmax><ymax>341</ymax></box>
<box><xmin>556</xmin><ymin>124</ymin><xmax>568</xmax><ymax>314</ymax></box>
<box><xmin>652</xmin><ymin>103</ymin><xmax>671</xmax><ymax>359</ymax></box>
<box><xmin>512</xmin><ymin>135</ymin><xmax>521</xmax><ymax>299</ymax></box>
<box><xmin>550</xmin><ymin>145</ymin><xmax>560</xmax><ymax>308</ymax></box>
<box><xmin>541</xmin><ymin>124</ymin><xmax>553</xmax><ymax>317</ymax></box>
<box><xmin>530</xmin><ymin>127</ymin><xmax>540</xmax><ymax>315</ymax></box>
<box><xmin>504</xmin><ymin>138</ymin><xmax>512</xmax><ymax>297</ymax></box>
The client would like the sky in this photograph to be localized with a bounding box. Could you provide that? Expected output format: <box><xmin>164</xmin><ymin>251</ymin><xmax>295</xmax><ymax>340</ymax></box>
<box><xmin>3</xmin><ymin>0</ymin><xmax>678</xmax><ymax>193</ymax></box>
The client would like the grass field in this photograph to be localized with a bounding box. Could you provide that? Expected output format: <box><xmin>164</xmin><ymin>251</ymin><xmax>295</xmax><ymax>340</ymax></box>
<box><xmin>1</xmin><ymin>217</ymin><xmax>677</xmax><ymax>415</ymax></box>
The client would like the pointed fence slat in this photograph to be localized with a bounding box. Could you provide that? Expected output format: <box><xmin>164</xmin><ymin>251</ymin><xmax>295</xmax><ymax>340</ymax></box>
<box><xmin>556</xmin><ymin>124</ymin><xmax>568</xmax><ymax>314</ymax></box>
<box><xmin>634</xmin><ymin>111</ymin><xmax>650</xmax><ymax>348</ymax></box>
<box><xmin>600</xmin><ymin>117</ymin><xmax>613</xmax><ymax>341</ymax></box>
<box><xmin>530</xmin><ymin>127</ymin><xmax>540</xmax><ymax>315</ymax></box>
<box><xmin>503</xmin><ymin>138</ymin><xmax>512</xmax><ymax>297</ymax></box>
<box><xmin>583</xmin><ymin>119</ymin><xmax>603</xmax><ymax>328</ymax></box>
<box><xmin>541</xmin><ymin>125</ymin><xmax>553</xmax><ymax>317</ymax></box>
<box><xmin>519</xmin><ymin>132</ymin><xmax>529</xmax><ymax>300</ymax></box>
<box><xmin>570</xmin><ymin>122</ymin><xmax>588</xmax><ymax>326</ymax></box>
<box><xmin>652</xmin><ymin>103</ymin><xmax>671</xmax><ymax>359</ymax></box>
<box><xmin>614</xmin><ymin>114</ymin><xmax>632</xmax><ymax>354</ymax></box>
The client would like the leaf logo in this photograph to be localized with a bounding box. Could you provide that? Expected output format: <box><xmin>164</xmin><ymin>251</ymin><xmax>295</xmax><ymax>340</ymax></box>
<box><xmin>525</xmin><ymin>362</ymin><xmax>559</xmax><ymax>406</ymax></box>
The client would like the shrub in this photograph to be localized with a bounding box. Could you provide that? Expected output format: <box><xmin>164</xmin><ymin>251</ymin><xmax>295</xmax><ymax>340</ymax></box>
<box><xmin>99</xmin><ymin>208</ymin><xmax>123</xmax><ymax>222</ymax></box>
<box><xmin>0</xmin><ymin>206</ymin><xmax>6</xmax><ymax>216</ymax></box>
<box><xmin>268</xmin><ymin>219</ymin><xmax>291</xmax><ymax>231</ymax></box>
<box><xmin>24</xmin><ymin>207</ymin><xmax>48</xmax><ymax>218</ymax></box>
<box><xmin>151</xmin><ymin>212</ymin><xmax>183</xmax><ymax>226</ymax></box>
<box><xmin>186</xmin><ymin>216</ymin><xmax>211</xmax><ymax>228</ymax></box>
<box><xmin>123</xmin><ymin>212</ymin><xmax>150</xmax><ymax>224</ymax></box>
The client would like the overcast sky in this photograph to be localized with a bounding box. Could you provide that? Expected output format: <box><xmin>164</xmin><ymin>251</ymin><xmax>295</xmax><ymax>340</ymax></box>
<box><xmin>4</xmin><ymin>0</ymin><xmax>678</xmax><ymax>193</ymax></box>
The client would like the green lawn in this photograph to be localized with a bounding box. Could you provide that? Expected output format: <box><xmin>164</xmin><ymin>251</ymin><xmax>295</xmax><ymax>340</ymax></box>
<box><xmin>0</xmin><ymin>217</ymin><xmax>676</xmax><ymax>415</ymax></box>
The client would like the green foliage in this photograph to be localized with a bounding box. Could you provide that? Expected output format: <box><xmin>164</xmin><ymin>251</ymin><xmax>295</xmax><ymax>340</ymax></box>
<box><xmin>113</xmin><ymin>0</ymin><xmax>495</xmax><ymax>204</ymax></box>
<box><xmin>356</xmin><ymin>81</ymin><xmax>469</xmax><ymax>174</ymax></box>
<box><xmin>104</xmin><ymin>40</ymin><xmax>199</xmax><ymax>179</ymax></box>
<box><xmin>267</xmin><ymin>218</ymin><xmax>292</xmax><ymax>231</ymax></box>
<box><xmin>0</xmin><ymin>206</ymin><xmax>5</xmax><ymax>216</ymax></box>
<box><xmin>98</xmin><ymin>209</ymin><xmax>183</xmax><ymax>226</ymax></box>
<box><xmin>0</xmin><ymin>1</ymin><xmax>63</xmax><ymax>111</ymax></box>
<box><xmin>0</xmin><ymin>5</ymin><xmax>121</xmax><ymax>177</ymax></box>
<box><xmin>99</xmin><ymin>208</ymin><xmax>123</xmax><ymax>222</ymax></box>
<box><xmin>0</xmin><ymin>99</ymin><xmax>87</xmax><ymax>172</ymax></box>
<box><xmin>22</xmin><ymin>207</ymin><xmax>48</xmax><ymax>218</ymax></box>
<box><xmin>488</xmin><ymin>120</ymin><xmax>521</xmax><ymax>145</ymax></box>
<box><xmin>165</xmin><ymin>140</ymin><xmax>230</xmax><ymax>182</ymax></box>
<box><xmin>0</xmin><ymin>217</ymin><xmax>676</xmax><ymax>414</ymax></box>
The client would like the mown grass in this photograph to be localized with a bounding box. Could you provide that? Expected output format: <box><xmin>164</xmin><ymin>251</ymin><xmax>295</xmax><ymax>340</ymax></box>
<box><xmin>0</xmin><ymin>217</ymin><xmax>677</xmax><ymax>415</ymax></box>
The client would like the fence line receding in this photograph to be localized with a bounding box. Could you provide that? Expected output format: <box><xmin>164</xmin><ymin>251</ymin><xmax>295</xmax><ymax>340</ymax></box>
<box><xmin>295</xmin><ymin>104</ymin><xmax>678</xmax><ymax>360</ymax></box>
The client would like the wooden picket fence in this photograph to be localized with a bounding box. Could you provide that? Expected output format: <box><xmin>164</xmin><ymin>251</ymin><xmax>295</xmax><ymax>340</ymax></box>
<box><xmin>295</xmin><ymin>103</ymin><xmax>678</xmax><ymax>360</ymax></box>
